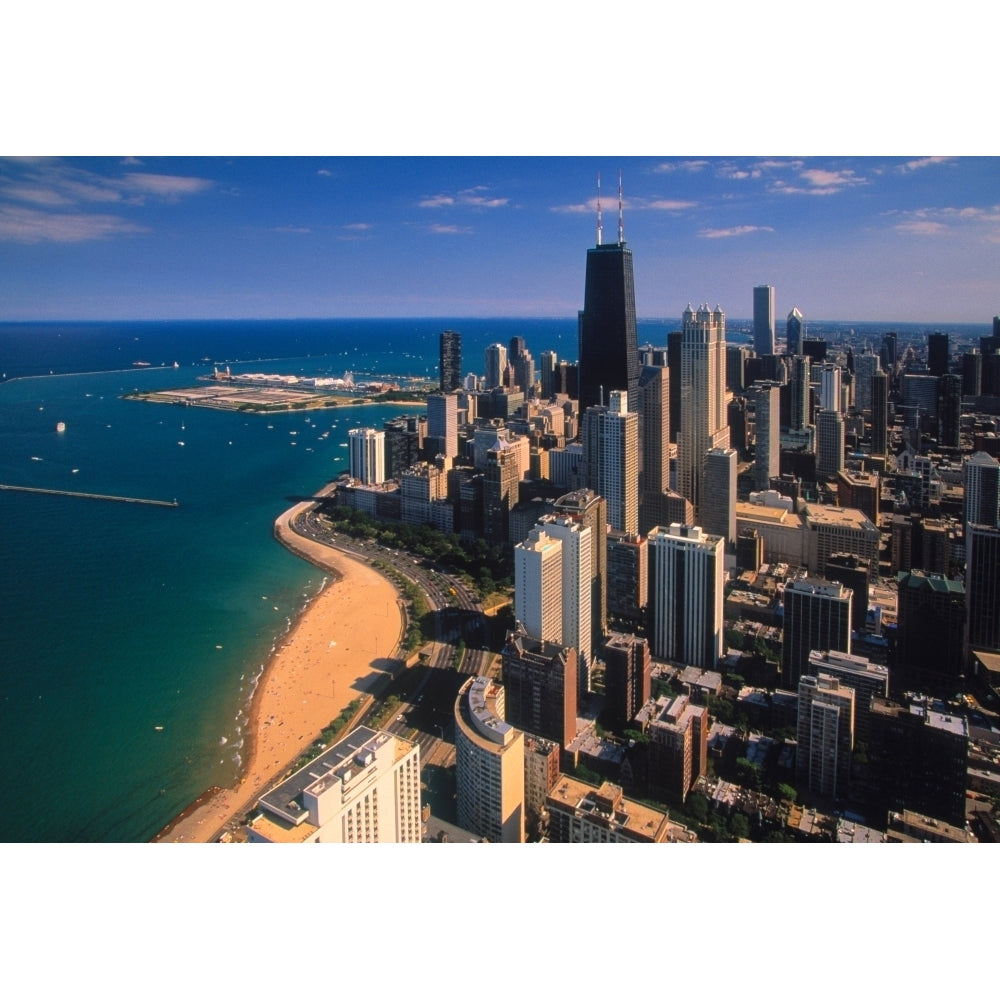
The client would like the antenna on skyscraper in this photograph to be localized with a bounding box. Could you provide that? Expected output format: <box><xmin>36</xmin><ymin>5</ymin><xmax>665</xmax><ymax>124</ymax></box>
<box><xmin>618</xmin><ymin>170</ymin><xmax>624</xmax><ymax>244</ymax></box>
<box><xmin>596</xmin><ymin>172</ymin><xmax>603</xmax><ymax>247</ymax></box>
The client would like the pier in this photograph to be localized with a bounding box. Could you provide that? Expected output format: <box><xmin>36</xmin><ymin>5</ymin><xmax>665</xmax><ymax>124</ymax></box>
<box><xmin>0</xmin><ymin>484</ymin><xmax>179</xmax><ymax>508</ymax></box>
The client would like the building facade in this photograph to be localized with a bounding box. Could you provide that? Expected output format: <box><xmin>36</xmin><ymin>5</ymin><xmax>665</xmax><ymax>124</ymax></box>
<box><xmin>247</xmin><ymin>726</ymin><xmax>421</xmax><ymax>843</ymax></box>
<box><xmin>781</xmin><ymin>575</ymin><xmax>853</xmax><ymax>689</ymax></box>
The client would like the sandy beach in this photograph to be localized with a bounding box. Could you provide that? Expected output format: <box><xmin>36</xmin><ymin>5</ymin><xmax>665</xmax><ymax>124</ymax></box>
<box><xmin>153</xmin><ymin>499</ymin><xmax>404</xmax><ymax>842</ymax></box>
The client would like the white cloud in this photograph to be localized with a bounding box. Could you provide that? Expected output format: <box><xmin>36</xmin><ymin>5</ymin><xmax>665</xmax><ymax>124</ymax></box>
<box><xmin>654</xmin><ymin>160</ymin><xmax>710</xmax><ymax>173</ymax></box>
<box><xmin>272</xmin><ymin>225</ymin><xmax>312</xmax><ymax>234</ymax></box>
<box><xmin>646</xmin><ymin>199</ymin><xmax>698</xmax><ymax>211</ymax></box>
<box><xmin>895</xmin><ymin>220</ymin><xmax>947</xmax><ymax>236</ymax></box>
<box><xmin>342</xmin><ymin>222</ymin><xmax>372</xmax><ymax>231</ymax></box>
<box><xmin>429</xmin><ymin>223</ymin><xmax>472</xmax><ymax>234</ymax></box>
<box><xmin>418</xmin><ymin>186</ymin><xmax>507</xmax><ymax>210</ymax></box>
<box><xmin>121</xmin><ymin>172</ymin><xmax>213</xmax><ymax>198</ymax></box>
<box><xmin>317</xmin><ymin>168</ymin><xmax>332</xmax><ymax>176</ymax></box>
<box><xmin>900</xmin><ymin>156</ymin><xmax>955</xmax><ymax>172</ymax></box>
<box><xmin>698</xmin><ymin>224</ymin><xmax>774</xmax><ymax>239</ymax></box>
<box><xmin>0</xmin><ymin>205</ymin><xmax>146</xmax><ymax>243</ymax></box>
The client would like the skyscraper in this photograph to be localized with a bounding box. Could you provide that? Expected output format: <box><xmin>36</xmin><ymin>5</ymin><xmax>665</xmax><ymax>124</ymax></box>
<box><xmin>753</xmin><ymin>285</ymin><xmax>775</xmax><ymax>357</ymax></box>
<box><xmin>786</xmin><ymin>307</ymin><xmax>803</xmax><ymax>356</ymax></box>
<box><xmin>638</xmin><ymin>364</ymin><xmax>669</xmax><ymax>494</ymax></box>
<box><xmin>514</xmin><ymin>527</ymin><xmax>563</xmax><ymax>644</ymax></box>
<box><xmin>348</xmin><ymin>426</ymin><xmax>386</xmax><ymax>485</ymax></box>
<box><xmin>582</xmin><ymin>389</ymin><xmax>639</xmax><ymax>534</ymax></box>
<box><xmin>937</xmin><ymin>373</ymin><xmax>962</xmax><ymax>448</ymax></box>
<box><xmin>535</xmin><ymin>513</ymin><xmax>593</xmax><ymax>693</ymax></box>
<box><xmin>426</xmin><ymin>391</ymin><xmax>458</xmax><ymax>459</ymax></box>
<box><xmin>439</xmin><ymin>329</ymin><xmax>461</xmax><ymax>392</ymax></box>
<box><xmin>816</xmin><ymin>408</ymin><xmax>845</xmax><ymax>480</ymax></box>
<box><xmin>751</xmin><ymin>381</ymin><xmax>781</xmax><ymax>491</ymax></box>
<box><xmin>789</xmin><ymin>355</ymin><xmax>811</xmax><ymax>431</ymax></box>
<box><xmin>647</xmin><ymin>523</ymin><xmax>724</xmax><ymax>670</ymax></box>
<box><xmin>554</xmin><ymin>489</ymin><xmax>608</xmax><ymax>643</ymax></box>
<box><xmin>966</xmin><ymin>523</ymin><xmax>1000</xmax><ymax>657</ymax></box>
<box><xmin>484</xmin><ymin>342</ymin><xmax>508</xmax><ymax>390</ymax></box>
<box><xmin>927</xmin><ymin>331</ymin><xmax>949</xmax><ymax>377</ymax></box>
<box><xmin>678</xmin><ymin>303</ymin><xmax>730</xmax><ymax>516</ymax></box>
<box><xmin>781</xmin><ymin>575</ymin><xmax>853</xmax><ymax>689</ymax></box>
<box><xmin>870</xmin><ymin>369</ymin><xmax>889</xmax><ymax>455</ymax></box>
<box><xmin>702</xmin><ymin>446</ymin><xmax>737</xmax><ymax>549</ymax></box>
<box><xmin>964</xmin><ymin>451</ymin><xmax>1000</xmax><ymax>531</ymax></box>
<box><xmin>577</xmin><ymin>176</ymin><xmax>639</xmax><ymax>415</ymax></box>
<box><xmin>796</xmin><ymin>674</ymin><xmax>854</xmax><ymax>800</ymax></box>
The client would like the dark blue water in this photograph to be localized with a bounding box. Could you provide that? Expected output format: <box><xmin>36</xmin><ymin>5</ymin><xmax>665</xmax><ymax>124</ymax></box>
<box><xmin>0</xmin><ymin>316</ymin><xmax>988</xmax><ymax>841</ymax></box>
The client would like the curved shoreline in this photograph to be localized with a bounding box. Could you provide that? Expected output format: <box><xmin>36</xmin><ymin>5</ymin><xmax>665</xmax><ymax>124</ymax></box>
<box><xmin>152</xmin><ymin>496</ymin><xmax>404</xmax><ymax>842</ymax></box>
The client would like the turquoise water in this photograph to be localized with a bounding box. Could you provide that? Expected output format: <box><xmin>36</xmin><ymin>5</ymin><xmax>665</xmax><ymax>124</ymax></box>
<box><xmin>0</xmin><ymin>360</ymin><xmax>421</xmax><ymax>840</ymax></box>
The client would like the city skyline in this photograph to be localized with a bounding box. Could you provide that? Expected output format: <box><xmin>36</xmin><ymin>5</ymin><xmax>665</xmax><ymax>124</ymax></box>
<box><xmin>1</xmin><ymin>156</ymin><xmax>997</xmax><ymax>324</ymax></box>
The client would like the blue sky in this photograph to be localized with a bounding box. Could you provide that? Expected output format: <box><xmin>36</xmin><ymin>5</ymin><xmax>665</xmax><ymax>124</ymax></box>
<box><xmin>1</xmin><ymin>156</ymin><xmax>996</xmax><ymax>325</ymax></box>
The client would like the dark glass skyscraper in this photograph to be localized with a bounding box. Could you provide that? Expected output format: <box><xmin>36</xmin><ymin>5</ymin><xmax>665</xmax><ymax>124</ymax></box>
<box><xmin>439</xmin><ymin>329</ymin><xmax>461</xmax><ymax>392</ymax></box>
<box><xmin>928</xmin><ymin>331</ymin><xmax>949</xmax><ymax>377</ymax></box>
<box><xmin>578</xmin><ymin>240</ymin><xmax>639</xmax><ymax>415</ymax></box>
<box><xmin>753</xmin><ymin>285</ymin><xmax>775</xmax><ymax>357</ymax></box>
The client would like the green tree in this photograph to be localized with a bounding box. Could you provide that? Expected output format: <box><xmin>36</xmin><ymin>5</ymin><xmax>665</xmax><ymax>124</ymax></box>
<box><xmin>729</xmin><ymin>812</ymin><xmax>750</xmax><ymax>840</ymax></box>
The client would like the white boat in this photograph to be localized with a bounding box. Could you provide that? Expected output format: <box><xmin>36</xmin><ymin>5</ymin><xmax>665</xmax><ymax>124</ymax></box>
<box><xmin>56</xmin><ymin>421</ymin><xmax>66</xmax><ymax>433</ymax></box>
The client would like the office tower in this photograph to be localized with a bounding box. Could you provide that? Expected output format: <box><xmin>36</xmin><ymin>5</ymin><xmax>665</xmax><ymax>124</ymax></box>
<box><xmin>927</xmin><ymin>331</ymin><xmax>949</xmax><ymax>377</ymax></box>
<box><xmin>606</xmin><ymin>530</ymin><xmax>648</xmax><ymax>628</ymax></box>
<box><xmin>514</xmin><ymin>526</ymin><xmax>563</xmax><ymax>644</ymax></box>
<box><xmin>869</xmin><ymin>694</ymin><xmax>968</xmax><ymax>827</ymax></box>
<box><xmin>554</xmin><ymin>489</ymin><xmax>607</xmax><ymax>641</ymax></box>
<box><xmin>789</xmin><ymin>355</ymin><xmax>811</xmax><ymax>431</ymax></box>
<box><xmin>802</xmin><ymin>339</ymin><xmax>827</xmax><ymax>364</ymax></box>
<box><xmin>702</xmin><ymin>446</ymin><xmax>737</xmax><ymax>549</ymax></box>
<box><xmin>425</xmin><ymin>391</ymin><xmax>458</xmax><ymax>459</ymax></box>
<box><xmin>638</xmin><ymin>364</ymin><xmax>669</xmax><ymax>494</ymax></box>
<box><xmin>524</xmin><ymin>735</ymin><xmax>561</xmax><ymax>837</ymax></box>
<box><xmin>578</xmin><ymin>178</ymin><xmax>639</xmax><ymax>415</ymax></box>
<box><xmin>781</xmin><ymin>575</ymin><xmax>852</xmax><ymax>689</ymax></box>
<box><xmin>455</xmin><ymin>676</ymin><xmax>525</xmax><ymax>843</ymax></box>
<box><xmin>835</xmin><ymin>469</ymin><xmax>880</xmax><ymax>525</ymax></box>
<box><xmin>439</xmin><ymin>329</ymin><xmax>461</xmax><ymax>392</ymax></box>
<box><xmin>247</xmin><ymin>726</ymin><xmax>421</xmax><ymax>843</ymax></box>
<box><xmin>819</xmin><ymin>364</ymin><xmax>842</xmax><ymax>412</ymax></box>
<box><xmin>896</xmin><ymin>570</ymin><xmax>966</xmax><ymax>695</ymax></box>
<box><xmin>870</xmin><ymin>369</ymin><xmax>889</xmax><ymax>455</ymax></box>
<box><xmin>536</xmin><ymin>513</ymin><xmax>593</xmax><ymax>691</ymax></box>
<box><xmin>853</xmin><ymin>351</ymin><xmax>881</xmax><ymax>413</ymax></box>
<box><xmin>806</xmin><ymin>649</ymin><xmax>888</xmax><ymax>748</ymax></box>
<box><xmin>647</xmin><ymin>523</ymin><xmax>724</xmax><ymax>670</ymax></box>
<box><xmin>796</xmin><ymin>674</ymin><xmax>854</xmax><ymax>799</ymax></box>
<box><xmin>786</xmin><ymin>307</ymin><xmax>804</xmax><ymax>356</ymax></box>
<box><xmin>881</xmin><ymin>331</ymin><xmax>898</xmax><ymax>372</ymax></box>
<box><xmin>400</xmin><ymin>460</ymin><xmax>448</xmax><ymax>526</ymax></box>
<box><xmin>482</xmin><ymin>438</ymin><xmax>520</xmax><ymax>547</ymax></box>
<box><xmin>966</xmin><ymin>523</ymin><xmax>1000</xmax><ymax>656</ymax></box>
<box><xmin>501</xmin><ymin>628</ymin><xmax>578</xmax><ymax>747</ymax></box>
<box><xmin>753</xmin><ymin>284</ymin><xmax>775</xmax><ymax>356</ymax></box>
<box><xmin>540</xmin><ymin>350</ymin><xmax>558</xmax><ymax>399</ymax></box>
<box><xmin>383</xmin><ymin>414</ymin><xmax>425</xmax><ymax>479</ymax></box>
<box><xmin>816</xmin><ymin>409</ymin><xmax>845</xmax><ymax>480</ymax></box>
<box><xmin>667</xmin><ymin>330</ymin><xmax>682</xmax><ymax>443</ymax></box>
<box><xmin>646</xmin><ymin>693</ymin><xmax>709</xmax><ymax>803</ymax></box>
<box><xmin>509</xmin><ymin>336</ymin><xmax>535</xmax><ymax>394</ymax></box>
<box><xmin>726</xmin><ymin>343</ymin><xmax>751</xmax><ymax>393</ymax></box>
<box><xmin>678</xmin><ymin>303</ymin><xmax>730</xmax><ymax>515</ymax></box>
<box><xmin>582</xmin><ymin>389</ymin><xmax>638</xmax><ymax>534</ymax></box>
<box><xmin>602</xmin><ymin>633</ymin><xmax>651</xmax><ymax>732</ymax></box>
<box><xmin>962</xmin><ymin>351</ymin><xmax>982</xmax><ymax>397</ymax></box>
<box><xmin>937</xmin><ymin>373</ymin><xmax>962</xmax><ymax>448</ymax></box>
<box><xmin>484</xmin><ymin>342</ymin><xmax>508</xmax><ymax>390</ymax></box>
<box><xmin>964</xmin><ymin>451</ymin><xmax>1000</xmax><ymax>531</ymax></box>
<box><xmin>348</xmin><ymin>426</ymin><xmax>385</xmax><ymax>485</ymax></box>
<box><xmin>751</xmin><ymin>381</ymin><xmax>781</xmax><ymax>491</ymax></box>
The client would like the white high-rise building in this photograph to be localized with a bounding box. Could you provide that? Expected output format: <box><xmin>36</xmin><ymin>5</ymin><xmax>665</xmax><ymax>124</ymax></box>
<box><xmin>535</xmin><ymin>513</ymin><xmax>593</xmax><ymax>693</ymax></box>
<box><xmin>426</xmin><ymin>391</ymin><xmax>458</xmax><ymax>459</ymax></box>
<box><xmin>348</xmin><ymin>427</ymin><xmax>386</xmax><ymax>485</ymax></box>
<box><xmin>820</xmin><ymin>364</ymin><xmax>842</xmax><ymax>412</ymax></box>
<box><xmin>965</xmin><ymin>451</ymin><xmax>1000</xmax><ymax>532</ymax></box>
<box><xmin>647</xmin><ymin>523</ymin><xmax>724</xmax><ymax>670</ymax></box>
<box><xmin>514</xmin><ymin>527</ymin><xmax>563</xmax><ymax>644</ymax></box>
<box><xmin>796</xmin><ymin>674</ymin><xmax>854</xmax><ymax>800</ymax></box>
<box><xmin>582</xmin><ymin>389</ymin><xmax>638</xmax><ymax>533</ymax></box>
<box><xmin>484</xmin><ymin>343</ymin><xmax>508</xmax><ymax>390</ymax></box>
<box><xmin>247</xmin><ymin>726</ymin><xmax>421</xmax><ymax>843</ymax></box>
<box><xmin>678</xmin><ymin>303</ymin><xmax>730</xmax><ymax>518</ymax></box>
